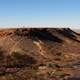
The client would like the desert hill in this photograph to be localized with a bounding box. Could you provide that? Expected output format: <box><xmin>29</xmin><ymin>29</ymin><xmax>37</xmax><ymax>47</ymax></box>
<box><xmin>0</xmin><ymin>28</ymin><xmax>80</xmax><ymax>80</ymax></box>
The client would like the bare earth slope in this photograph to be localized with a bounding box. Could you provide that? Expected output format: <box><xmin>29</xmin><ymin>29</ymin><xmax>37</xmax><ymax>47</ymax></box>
<box><xmin>0</xmin><ymin>28</ymin><xmax>80</xmax><ymax>80</ymax></box>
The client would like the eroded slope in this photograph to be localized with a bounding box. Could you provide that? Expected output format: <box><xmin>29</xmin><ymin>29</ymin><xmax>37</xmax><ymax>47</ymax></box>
<box><xmin>0</xmin><ymin>28</ymin><xmax>79</xmax><ymax>80</ymax></box>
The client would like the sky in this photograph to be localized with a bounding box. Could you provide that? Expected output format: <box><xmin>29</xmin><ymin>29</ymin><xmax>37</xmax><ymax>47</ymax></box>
<box><xmin>0</xmin><ymin>0</ymin><xmax>80</xmax><ymax>28</ymax></box>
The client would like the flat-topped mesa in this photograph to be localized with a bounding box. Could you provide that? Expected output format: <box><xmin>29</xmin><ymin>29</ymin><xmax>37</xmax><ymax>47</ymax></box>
<box><xmin>0</xmin><ymin>28</ymin><xmax>77</xmax><ymax>36</ymax></box>
<box><xmin>14</xmin><ymin>28</ymin><xmax>78</xmax><ymax>36</ymax></box>
<box><xmin>0</xmin><ymin>28</ymin><xmax>79</xmax><ymax>42</ymax></box>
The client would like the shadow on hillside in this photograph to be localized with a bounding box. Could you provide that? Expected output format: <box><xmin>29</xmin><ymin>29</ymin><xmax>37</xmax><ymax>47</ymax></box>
<box><xmin>29</xmin><ymin>29</ymin><xmax>63</xmax><ymax>43</ymax></box>
<box><xmin>58</xmin><ymin>28</ymin><xmax>80</xmax><ymax>42</ymax></box>
<box><xmin>67</xmin><ymin>77</ymin><xmax>80</xmax><ymax>80</ymax></box>
<box><xmin>5</xmin><ymin>52</ymin><xmax>37</xmax><ymax>68</ymax></box>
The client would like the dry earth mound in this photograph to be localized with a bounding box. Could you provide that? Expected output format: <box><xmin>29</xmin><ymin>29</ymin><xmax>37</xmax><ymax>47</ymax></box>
<box><xmin>0</xmin><ymin>28</ymin><xmax>80</xmax><ymax>80</ymax></box>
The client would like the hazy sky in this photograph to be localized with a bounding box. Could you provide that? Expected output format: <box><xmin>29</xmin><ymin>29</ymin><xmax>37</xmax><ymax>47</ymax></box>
<box><xmin>0</xmin><ymin>0</ymin><xmax>80</xmax><ymax>28</ymax></box>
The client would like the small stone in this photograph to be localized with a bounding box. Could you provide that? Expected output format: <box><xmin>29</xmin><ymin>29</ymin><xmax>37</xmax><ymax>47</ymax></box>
<box><xmin>38</xmin><ymin>66</ymin><xmax>47</xmax><ymax>70</ymax></box>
